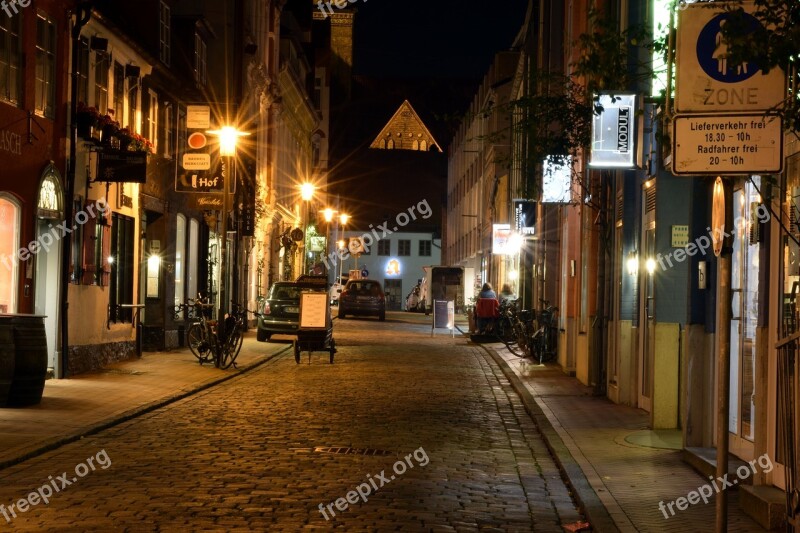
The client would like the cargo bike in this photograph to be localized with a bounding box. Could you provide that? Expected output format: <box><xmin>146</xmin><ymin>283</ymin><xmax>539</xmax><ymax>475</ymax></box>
<box><xmin>294</xmin><ymin>276</ymin><xmax>337</xmax><ymax>364</ymax></box>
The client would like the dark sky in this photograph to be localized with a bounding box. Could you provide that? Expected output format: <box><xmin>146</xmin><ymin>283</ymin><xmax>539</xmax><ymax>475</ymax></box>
<box><xmin>353</xmin><ymin>1</ymin><xmax>530</xmax><ymax>79</ymax></box>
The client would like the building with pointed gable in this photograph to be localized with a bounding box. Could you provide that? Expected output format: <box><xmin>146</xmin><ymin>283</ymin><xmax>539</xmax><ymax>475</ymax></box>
<box><xmin>369</xmin><ymin>100</ymin><xmax>442</xmax><ymax>152</ymax></box>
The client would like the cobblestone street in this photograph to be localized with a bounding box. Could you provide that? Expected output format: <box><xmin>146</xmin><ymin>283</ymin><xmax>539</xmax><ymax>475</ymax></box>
<box><xmin>0</xmin><ymin>313</ymin><xmax>583</xmax><ymax>531</ymax></box>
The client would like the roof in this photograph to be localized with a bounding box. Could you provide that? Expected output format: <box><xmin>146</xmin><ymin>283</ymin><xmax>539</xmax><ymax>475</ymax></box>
<box><xmin>368</xmin><ymin>100</ymin><xmax>442</xmax><ymax>152</ymax></box>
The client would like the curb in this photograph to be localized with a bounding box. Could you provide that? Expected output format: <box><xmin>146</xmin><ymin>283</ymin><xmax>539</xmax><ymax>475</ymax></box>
<box><xmin>461</xmin><ymin>328</ymin><xmax>619</xmax><ymax>533</ymax></box>
<box><xmin>0</xmin><ymin>345</ymin><xmax>291</xmax><ymax>472</ymax></box>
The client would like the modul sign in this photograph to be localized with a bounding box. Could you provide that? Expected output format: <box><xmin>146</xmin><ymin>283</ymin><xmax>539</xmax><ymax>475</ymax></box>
<box><xmin>589</xmin><ymin>94</ymin><xmax>636</xmax><ymax>168</ymax></box>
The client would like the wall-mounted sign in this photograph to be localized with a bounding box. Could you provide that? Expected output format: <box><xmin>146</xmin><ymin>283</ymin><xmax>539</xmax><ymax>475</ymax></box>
<box><xmin>0</xmin><ymin>129</ymin><xmax>22</xmax><ymax>155</ymax></box>
<box><xmin>385</xmin><ymin>258</ymin><xmax>401</xmax><ymax>276</ymax></box>
<box><xmin>93</xmin><ymin>150</ymin><xmax>148</xmax><ymax>183</ymax></box>
<box><xmin>513</xmin><ymin>199</ymin><xmax>536</xmax><ymax>235</ymax></box>
<box><xmin>309</xmin><ymin>236</ymin><xmax>326</xmax><ymax>252</ymax></box>
<box><xmin>189</xmin><ymin>194</ymin><xmax>222</xmax><ymax>210</ymax></box>
<box><xmin>542</xmin><ymin>156</ymin><xmax>572</xmax><ymax>203</ymax></box>
<box><xmin>492</xmin><ymin>224</ymin><xmax>513</xmax><ymax>255</ymax></box>
<box><xmin>348</xmin><ymin>237</ymin><xmax>365</xmax><ymax>254</ymax></box>
<box><xmin>671</xmin><ymin>225</ymin><xmax>689</xmax><ymax>247</ymax></box>
<box><xmin>176</xmin><ymin>104</ymin><xmax>214</xmax><ymax>191</ymax></box>
<box><xmin>589</xmin><ymin>94</ymin><xmax>637</xmax><ymax>168</ymax></box>
<box><xmin>186</xmin><ymin>105</ymin><xmax>211</xmax><ymax>129</ymax></box>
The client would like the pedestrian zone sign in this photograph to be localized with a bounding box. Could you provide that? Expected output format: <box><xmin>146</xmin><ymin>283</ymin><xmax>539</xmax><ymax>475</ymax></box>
<box><xmin>675</xmin><ymin>2</ymin><xmax>785</xmax><ymax>113</ymax></box>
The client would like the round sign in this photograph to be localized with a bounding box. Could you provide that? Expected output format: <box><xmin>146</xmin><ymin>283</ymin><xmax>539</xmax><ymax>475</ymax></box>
<box><xmin>361</xmin><ymin>268</ymin><xmax>369</xmax><ymax>278</ymax></box>
<box><xmin>696</xmin><ymin>13</ymin><xmax>760</xmax><ymax>84</ymax></box>
<box><xmin>290</xmin><ymin>228</ymin><xmax>304</xmax><ymax>242</ymax></box>
<box><xmin>711</xmin><ymin>177</ymin><xmax>725</xmax><ymax>257</ymax></box>
<box><xmin>188</xmin><ymin>132</ymin><xmax>207</xmax><ymax>149</ymax></box>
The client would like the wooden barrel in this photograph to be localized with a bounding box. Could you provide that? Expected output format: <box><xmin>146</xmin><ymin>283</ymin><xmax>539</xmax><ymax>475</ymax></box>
<box><xmin>0</xmin><ymin>318</ymin><xmax>14</xmax><ymax>407</ymax></box>
<box><xmin>5</xmin><ymin>315</ymin><xmax>47</xmax><ymax>407</ymax></box>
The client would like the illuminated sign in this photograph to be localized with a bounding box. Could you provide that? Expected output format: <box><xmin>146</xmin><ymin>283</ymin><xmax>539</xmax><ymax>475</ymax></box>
<box><xmin>589</xmin><ymin>94</ymin><xmax>637</xmax><ymax>168</ymax></box>
<box><xmin>492</xmin><ymin>224</ymin><xmax>513</xmax><ymax>255</ymax></box>
<box><xmin>542</xmin><ymin>156</ymin><xmax>572</xmax><ymax>203</ymax></box>
<box><xmin>385</xmin><ymin>258</ymin><xmax>401</xmax><ymax>276</ymax></box>
<box><xmin>513</xmin><ymin>200</ymin><xmax>536</xmax><ymax>235</ymax></box>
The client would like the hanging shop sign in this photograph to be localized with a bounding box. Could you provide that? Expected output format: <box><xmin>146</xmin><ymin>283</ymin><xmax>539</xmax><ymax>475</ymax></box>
<box><xmin>675</xmin><ymin>1</ymin><xmax>785</xmax><ymax>113</ymax></box>
<box><xmin>176</xmin><ymin>104</ymin><xmax>217</xmax><ymax>192</ymax></box>
<box><xmin>542</xmin><ymin>155</ymin><xmax>573</xmax><ymax>203</ymax></box>
<box><xmin>492</xmin><ymin>224</ymin><xmax>513</xmax><ymax>255</ymax></box>
<box><xmin>513</xmin><ymin>200</ymin><xmax>536</xmax><ymax>236</ymax></box>
<box><xmin>92</xmin><ymin>150</ymin><xmax>148</xmax><ymax>183</ymax></box>
<box><xmin>589</xmin><ymin>94</ymin><xmax>637</xmax><ymax>169</ymax></box>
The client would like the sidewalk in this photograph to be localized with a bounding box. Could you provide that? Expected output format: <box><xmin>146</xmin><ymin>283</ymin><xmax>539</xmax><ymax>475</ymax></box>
<box><xmin>477</xmin><ymin>336</ymin><xmax>769</xmax><ymax>532</ymax></box>
<box><xmin>0</xmin><ymin>333</ymin><xmax>291</xmax><ymax>470</ymax></box>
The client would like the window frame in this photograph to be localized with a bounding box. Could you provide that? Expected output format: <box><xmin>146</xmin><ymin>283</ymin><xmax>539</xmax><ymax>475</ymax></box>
<box><xmin>377</xmin><ymin>239</ymin><xmax>391</xmax><ymax>256</ymax></box>
<box><xmin>0</xmin><ymin>193</ymin><xmax>21</xmax><ymax>314</ymax></box>
<box><xmin>159</xmin><ymin>1</ymin><xmax>171</xmax><ymax>66</ymax></box>
<box><xmin>34</xmin><ymin>12</ymin><xmax>57</xmax><ymax>118</ymax></box>
<box><xmin>0</xmin><ymin>13</ymin><xmax>22</xmax><ymax>106</ymax></box>
<box><xmin>419</xmin><ymin>240</ymin><xmax>432</xmax><ymax>257</ymax></box>
<box><xmin>398</xmin><ymin>239</ymin><xmax>411</xmax><ymax>256</ymax></box>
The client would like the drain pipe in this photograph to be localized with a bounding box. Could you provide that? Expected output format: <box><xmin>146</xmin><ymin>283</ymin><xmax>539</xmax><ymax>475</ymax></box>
<box><xmin>60</xmin><ymin>2</ymin><xmax>93</xmax><ymax>378</ymax></box>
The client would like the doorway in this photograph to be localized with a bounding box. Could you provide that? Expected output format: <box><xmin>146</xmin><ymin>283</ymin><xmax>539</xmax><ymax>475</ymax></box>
<box><xmin>384</xmin><ymin>280</ymin><xmax>402</xmax><ymax>311</ymax></box>
<box><xmin>33</xmin><ymin>166</ymin><xmax>63</xmax><ymax>376</ymax></box>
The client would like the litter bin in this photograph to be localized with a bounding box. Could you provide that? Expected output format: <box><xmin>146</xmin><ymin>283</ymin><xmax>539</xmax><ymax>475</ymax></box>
<box><xmin>0</xmin><ymin>314</ymin><xmax>48</xmax><ymax>407</ymax></box>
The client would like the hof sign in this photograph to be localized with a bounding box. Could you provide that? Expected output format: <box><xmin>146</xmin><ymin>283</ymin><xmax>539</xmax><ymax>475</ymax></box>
<box><xmin>676</xmin><ymin>2</ymin><xmax>785</xmax><ymax>113</ymax></box>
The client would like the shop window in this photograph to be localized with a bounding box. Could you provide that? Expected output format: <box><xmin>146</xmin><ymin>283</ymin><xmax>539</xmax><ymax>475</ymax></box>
<box><xmin>174</xmin><ymin>214</ymin><xmax>186</xmax><ymax>307</ymax></box>
<box><xmin>109</xmin><ymin>213</ymin><xmax>135</xmax><ymax>323</ymax></box>
<box><xmin>187</xmin><ymin>218</ymin><xmax>199</xmax><ymax>301</ymax></box>
<box><xmin>34</xmin><ymin>13</ymin><xmax>56</xmax><ymax>118</ymax></box>
<box><xmin>0</xmin><ymin>13</ymin><xmax>22</xmax><ymax>106</ymax></box>
<box><xmin>0</xmin><ymin>194</ymin><xmax>20</xmax><ymax>313</ymax></box>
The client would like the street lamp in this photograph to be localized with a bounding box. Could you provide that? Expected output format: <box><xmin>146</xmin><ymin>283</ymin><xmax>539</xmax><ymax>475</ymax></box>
<box><xmin>207</xmin><ymin>125</ymin><xmax>250</xmax><ymax>342</ymax></box>
<box><xmin>300</xmin><ymin>183</ymin><xmax>315</xmax><ymax>275</ymax></box>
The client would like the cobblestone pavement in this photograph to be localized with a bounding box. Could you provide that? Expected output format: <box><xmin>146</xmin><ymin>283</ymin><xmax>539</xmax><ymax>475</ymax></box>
<box><xmin>0</xmin><ymin>312</ymin><xmax>583</xmax><ymax>531</ymax></box>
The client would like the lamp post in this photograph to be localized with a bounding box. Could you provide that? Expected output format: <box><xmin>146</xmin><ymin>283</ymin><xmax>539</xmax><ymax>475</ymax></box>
<box><xmin>338</xmin><ymin>213</ymin><xmax>349</xmax><ymax>282</ymax></box>
<box><xmin>322</xmin><ymin>208</ymin><xmax>335</xmax><ymax>276</ymax></box>
<box><xmin>208</xmin><ymin>126</ymin><xmax>249</xmax><ymax>344</ymax></box>
<box><xmin>300</xmin><ymin>183</ymin><xmax>315</xmax><ymax>275</ymax></box>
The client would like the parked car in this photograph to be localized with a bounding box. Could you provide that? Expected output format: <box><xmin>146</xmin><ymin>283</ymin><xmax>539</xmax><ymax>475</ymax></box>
<box><xmin>256</xmin><ymin>276</ymin><xmax>330</xmax><ymax>341</ymax></box>
<box><xmin>256</xmin><ymin>282</ymin><xmax>302</xmax><ymax>341</ymax></box>
<box><xmin>329</xmin><ymin>275</ymin><xmax>348</xmax><ymax>306</ymax></box>
<box><xmin>337</xmin><ymin>279</ymin><xmax>386</xmax><ymax>321</ymax></box>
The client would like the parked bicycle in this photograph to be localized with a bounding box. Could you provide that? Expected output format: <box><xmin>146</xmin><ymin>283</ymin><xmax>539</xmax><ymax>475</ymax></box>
<box><xmin>530</xmin><ymin>299</ymin><xmax>558</xmax><ymax>364</ymax></box>
<box><xmin>180</xmin><ymin>295</ymin><xmax>245</xmax><ymax>369</ymax></box>
<box><xmin>495</xmin><ymin>299</ymin><xmax>535</xmax><ymax>358</ymax></box>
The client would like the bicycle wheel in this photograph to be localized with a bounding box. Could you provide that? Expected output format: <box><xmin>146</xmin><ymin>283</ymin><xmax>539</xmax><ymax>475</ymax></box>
<box><xmin>188</xmin><ymin>323</ymin><xmax>213</xmax><ymax>364</ymax></box>
<box><xmin>219</xmin><ymin>323</ymin><xmax>243</xmax><ymax>369</ymax></box>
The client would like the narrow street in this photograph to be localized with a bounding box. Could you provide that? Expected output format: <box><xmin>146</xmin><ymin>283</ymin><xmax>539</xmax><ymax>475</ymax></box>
<box><xmin>0</xmin><ymin>313</ymin><xmax>583</xmax><ymax>531</ymax></box>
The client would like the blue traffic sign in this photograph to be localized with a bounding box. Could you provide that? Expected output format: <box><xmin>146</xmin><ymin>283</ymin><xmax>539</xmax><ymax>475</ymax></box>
<box><xmin>361</xmin><ymin>268</ymin><xmax>369</xmax><ymax>278</ymax></box>
<box><xmin>696</xmin><ymin>12</ymin><xmax>760</xmax><ymax>83</ymax></box>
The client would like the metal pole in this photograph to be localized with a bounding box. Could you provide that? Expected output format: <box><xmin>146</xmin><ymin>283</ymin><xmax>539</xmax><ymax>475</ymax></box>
<box><xmin>715</xmin><ymin>179</ymin><xmax>733</xmax><ymax>532</ymax></box>
<box><xmin>218</xmin><ymin>155</ymin><xmax>230</xmax><ymax>347</ymax></box>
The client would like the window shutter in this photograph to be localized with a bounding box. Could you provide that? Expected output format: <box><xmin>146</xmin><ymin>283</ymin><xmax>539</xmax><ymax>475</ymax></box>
<box><xmin>100</xmin><ymin>208</ymin><xmax>112</xmax><ymax>286</ymax></box>
<box><xmin>81</xmin><ymin>203</ymin><xmax>98</xmax><ymax>285</ymax></box>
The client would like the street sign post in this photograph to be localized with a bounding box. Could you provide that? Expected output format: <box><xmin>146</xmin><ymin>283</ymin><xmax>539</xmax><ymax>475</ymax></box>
<box><xmin>675</xmin><ymin>2</ymin><xmax>785</xmax><ymax>113</ymax></box>
<box><xmin>672</xmin><ymin>114</ymin><xmax>783</xmax><ymax>175</ymax></box>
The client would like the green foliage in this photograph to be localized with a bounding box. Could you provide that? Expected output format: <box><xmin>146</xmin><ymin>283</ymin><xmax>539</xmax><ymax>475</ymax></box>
<box><xmin>719</xmin><ymin>0</ymin><xmax>800</xmax><ymax>131</ymax></box>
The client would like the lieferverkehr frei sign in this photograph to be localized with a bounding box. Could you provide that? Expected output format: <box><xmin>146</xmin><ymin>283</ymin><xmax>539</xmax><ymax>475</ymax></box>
<box><xmin>672</xmin><ymin>114</ymin><xmax>783</xmax><ymax>175</ymax></box>
<box><xmin>675</xmin><ymin>1</ymin><xmax>785</xmax><ymax>113</ymax></box>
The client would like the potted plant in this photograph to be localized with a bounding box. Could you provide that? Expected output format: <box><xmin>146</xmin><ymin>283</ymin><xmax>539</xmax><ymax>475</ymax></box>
<box><xmin>75</xmin><ymin>102</ymin><xmax>99</xmax><ymax>139</ymax></box>
<box><xmin>97</xmin><ymin>109</ymin><xmax>120</xmax><ymax>144</ymax></box>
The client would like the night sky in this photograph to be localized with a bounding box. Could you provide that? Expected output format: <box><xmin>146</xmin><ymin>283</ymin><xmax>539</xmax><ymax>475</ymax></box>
<box><xmin>353</xmin><ymin>0</ymin><xmax>530</xmax><ymax>79</ymax></box>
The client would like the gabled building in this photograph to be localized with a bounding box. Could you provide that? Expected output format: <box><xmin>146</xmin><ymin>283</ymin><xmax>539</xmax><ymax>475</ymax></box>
<box><xmin>369</xmin><ymin>100</ymin><xmax>442</xmax><ymax>152</ymax></box>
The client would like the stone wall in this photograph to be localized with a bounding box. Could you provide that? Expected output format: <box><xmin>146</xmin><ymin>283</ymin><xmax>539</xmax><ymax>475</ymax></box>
<box><xmin>67</xmin><ymin>341</ymin><xmax>137</xmax><ymax>376</ymax></box>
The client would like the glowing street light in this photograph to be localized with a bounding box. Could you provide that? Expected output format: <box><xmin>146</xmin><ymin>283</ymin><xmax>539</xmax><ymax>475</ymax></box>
<box><xmin>207</xmin><ymin>125</ymin><xmax>249</xmax><ymax>350</ymax></box>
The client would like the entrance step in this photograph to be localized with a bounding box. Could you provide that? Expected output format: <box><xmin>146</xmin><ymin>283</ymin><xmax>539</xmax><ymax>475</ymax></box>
<box><xmin>683</xmin><ymin>446</ymin><xmax>753</xmax><ymax>485</ymax></box>
<box><xmin>739</xmin><ymin>485</ymin><xmax>787</xmax><ymax>530</ymax></box>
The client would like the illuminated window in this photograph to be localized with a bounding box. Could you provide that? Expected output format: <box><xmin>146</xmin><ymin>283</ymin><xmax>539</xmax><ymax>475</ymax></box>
<box><xmin>94</xmin><ymin>52</ymin><xmax>109</xmax><ymax>113</ymax></box>
<box><xmin>420</xmin><ymin>140</ymin><xmax>427</xmax><ymax>151</ymax></box>
<box><xmin>387</xmin><ymin>139</ymin><xmax>394</xmax><ymax>150</ymax></box>
<box><xmin>0</xmin><ymin>194</ymin><xmax>20</xmax><ymax>313</ymax></box>
<box><xmin>412</xmin><ymin>140</ymin><xmax>419</xmax><ymax>150</ymax></box>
